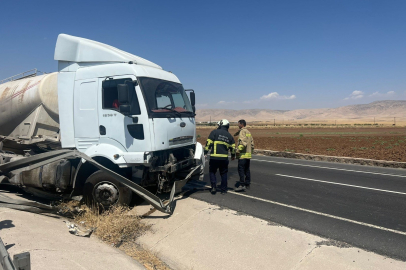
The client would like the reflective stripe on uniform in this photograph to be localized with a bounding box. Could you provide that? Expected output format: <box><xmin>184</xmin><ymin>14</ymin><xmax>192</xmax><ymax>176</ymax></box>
<box><xmin>213</xmin><ymin>141</ymin><xmax>230</xmax><ymax>157</ymax></box>
<box><xmin>238</xmin><ymin>145</ymin><xmax>244</xmax><ymax>151</ymax></box>
<box><xmin>211</xmin><ymin>141</ymin><xmax>234</xmax><ymax>157</ymax></box>
<box><xmin>231</xmin><ymin>143</ymin><xmax>236</xmax><ymax>154</ymax></box>
<box><xmin>205</xmin><ymin>139</ymin><xmax>214</xmax><ymax>150</ymax></box>
<box><xmin>240</xmin><ymin>152</ymin><xmax>252</xmax><ymax>158</ymax></box>
<box><xmin>211</xmin><ymin>153</ymin><xmax>229</xmax><ymax>157</ymax></box>
<box><xmin>214</xmin><ymin>141</ymin><xmax>231</xmax><ymax>148</ymax></box>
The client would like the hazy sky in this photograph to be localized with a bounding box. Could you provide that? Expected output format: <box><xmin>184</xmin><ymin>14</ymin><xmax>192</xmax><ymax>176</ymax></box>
<box><xmin>1</xmin><ymin>0</ymin><xmax>405</xmax><ymax>110</ymax></box>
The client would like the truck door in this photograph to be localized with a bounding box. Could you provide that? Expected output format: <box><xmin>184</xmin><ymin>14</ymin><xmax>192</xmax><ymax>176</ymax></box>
<box><xmin>98</xmin><ymin>76</ymin><xmax>152</xmax><ymax>155</ymax></box>
<box><xmin>73</xmin><ymin>79</ymin><xmax>100</xmax><ymax>150</ymax></box>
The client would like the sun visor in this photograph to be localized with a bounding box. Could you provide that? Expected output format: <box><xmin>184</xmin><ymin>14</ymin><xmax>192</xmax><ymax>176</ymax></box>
<box><xmin>54</xmin><ymin>34</ymin><xmax>162</xmax><ymax>69</ymax></box>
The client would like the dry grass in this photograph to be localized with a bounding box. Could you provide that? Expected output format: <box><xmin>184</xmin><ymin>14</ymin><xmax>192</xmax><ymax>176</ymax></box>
<box><xmin>121</xmin><ymin>242</ymin><xmax>171</xmax><ymax>270</ymax></box>
<box><xmin>58</xmin><ymin>201</ymin><xmax>171</xmax><ymax>270</ymax></box>
<box><xmin>74</xmin><ymin>205</ymin><xmax>148</xmax><ymax>245</ymax></box>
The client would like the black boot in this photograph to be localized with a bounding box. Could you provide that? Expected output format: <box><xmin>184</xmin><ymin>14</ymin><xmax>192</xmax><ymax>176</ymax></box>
<box><xmin>235</xmin><ymin>184</ymin><xmax>246</xmax><ymax>192</ymax></box>
<box><xmin>211</xmin><ymin>186</ymin><xmax>217</xmax><ymax>194</ymax></box>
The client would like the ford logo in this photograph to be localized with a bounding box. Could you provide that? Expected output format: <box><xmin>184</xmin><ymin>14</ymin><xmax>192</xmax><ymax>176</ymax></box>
<box><xmin>180</xmin><ymin>122</ymin><xmax>186</xmax><ymax>127</ymax></box>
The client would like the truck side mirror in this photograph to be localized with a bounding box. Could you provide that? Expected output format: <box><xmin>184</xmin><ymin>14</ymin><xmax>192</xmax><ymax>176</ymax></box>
<box><xmin>119</xmin><ymin>105</ymin><xmax>131</xmax><ymax>115</ymax></box>
<box><xmin>190</xmin><ymin>91</ymin><xmax>195</xmax><ymax>106</ymax></box>
<box><xmin>190</xmin><ymin>92</ymin><xmax>196</xmax><ymax>113</ymax></box>
<box><xmin>118</xmin><ymin>84</ymin><xmax>130</xmax><ymax>104</ymax></box>
<box><xmin>185</xmin><ymin>89</ymin><xmax>196</xmax><ymax>114</ymax></box>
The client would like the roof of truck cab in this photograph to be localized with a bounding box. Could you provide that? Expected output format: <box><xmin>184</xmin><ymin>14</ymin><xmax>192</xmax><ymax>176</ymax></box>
<box><xmin>74</xmin><ymin>63</ymin><xmax>181</xmax><ymax>84</ymax></box>
<box><xmin>54</xmin><ymin>34</ymin><xmax>162</xmax><ymax>70</ymax></box>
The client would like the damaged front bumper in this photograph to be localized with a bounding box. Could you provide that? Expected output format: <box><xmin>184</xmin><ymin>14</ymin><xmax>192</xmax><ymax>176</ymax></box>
<box><xmin>0</xmin><ymin>142</ymin><xmax>206</xmax><ymax>215</ymax></box>
<box><xmin>0</xmin><ymin>150</ymin><xmax>177</xmax><ymax>214</ymax></box>
<box><xmin>173</xmin><ymin>142</ymin><xmax>206</xmax><ymax>192</ymax></box>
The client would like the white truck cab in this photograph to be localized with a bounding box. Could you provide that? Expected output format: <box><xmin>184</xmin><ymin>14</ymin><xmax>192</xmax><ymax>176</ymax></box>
<box><xmin>0</xmin><ymin>34</ymin><xmax>204</xmax><ymax>209</ymax></box>
<box><xmin>56</xmin><ymin>34</ymin><xmax>196</xmax><ymax>162</ymax></box>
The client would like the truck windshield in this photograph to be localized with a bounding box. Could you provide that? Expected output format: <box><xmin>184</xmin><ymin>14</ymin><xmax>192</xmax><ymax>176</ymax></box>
<box><xmin>138</xmin><ymin>77</ymin><xmax>193</xmax><ymax>117</ymax></box>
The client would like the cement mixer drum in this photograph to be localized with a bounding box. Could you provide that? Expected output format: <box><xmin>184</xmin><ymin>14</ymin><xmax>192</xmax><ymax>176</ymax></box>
<box><xmin>0</xmin><ymin>72</ymin><xmax>60</xmax><ymax>150</ymax></box>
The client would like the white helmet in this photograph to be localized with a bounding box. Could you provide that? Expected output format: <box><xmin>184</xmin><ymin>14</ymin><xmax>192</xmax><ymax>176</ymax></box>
<box><xmin>217</xmin><ymin>119</ymin><xmax>230</xmax><ymax>127</ymax></box>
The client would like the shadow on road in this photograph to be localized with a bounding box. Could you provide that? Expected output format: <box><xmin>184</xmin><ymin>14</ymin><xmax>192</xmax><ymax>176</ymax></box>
<box><xmin>5</xmin><ymin>243</ymin><xmax>15</xmax><ymax>250</ymax></box>
<box><xmin>0</xmin><ymin>220</ymin><xmax>15</xmax><ymax>230</ymax></box>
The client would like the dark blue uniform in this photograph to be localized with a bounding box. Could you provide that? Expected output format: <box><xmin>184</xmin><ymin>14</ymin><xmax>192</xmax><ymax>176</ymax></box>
<box><xmin>204</xmin><ymin>126</ymin><xmax>236</xmax><ymax>192</ymax></box>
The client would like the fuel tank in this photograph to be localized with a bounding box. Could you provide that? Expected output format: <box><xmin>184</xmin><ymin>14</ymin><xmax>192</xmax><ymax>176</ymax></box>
<box><xmin>0</xmin><ymin>72</ymin><xmax>60</xmax><ymax>145</ymax></box>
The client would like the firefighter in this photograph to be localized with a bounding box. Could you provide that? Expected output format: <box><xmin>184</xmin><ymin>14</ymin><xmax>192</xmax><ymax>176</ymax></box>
<box><xmin>234</xmin><ymin>119</ymin><xmax>254</xmax><ymax>191</ymax></box>
<box><xmin>204</xmin><ymin>119</ymin><xmax>236</xmax><ymax>194</ymax></box>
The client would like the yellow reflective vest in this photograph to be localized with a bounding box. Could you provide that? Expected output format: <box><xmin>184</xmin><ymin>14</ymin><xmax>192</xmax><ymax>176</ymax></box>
<box><xmin>235</xmin><ymin>127</ymin><xmax>254</xmax><ymax>159</ymax></box>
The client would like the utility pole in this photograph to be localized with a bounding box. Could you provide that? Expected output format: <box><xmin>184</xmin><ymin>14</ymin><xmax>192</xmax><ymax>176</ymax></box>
<box><xmin>394</xmin><ymin>117</ymin><xmax>396</xmax><ymax>126</ymax></box>
<box><xmin>374</xmin><ymin>117</ymin><xmax>375</xmax><ymax>125</ymax></box>
<box><xmin>274</xmin><ymin>118</ymin><xmax>275</xmax><ymax>126</ymax></box>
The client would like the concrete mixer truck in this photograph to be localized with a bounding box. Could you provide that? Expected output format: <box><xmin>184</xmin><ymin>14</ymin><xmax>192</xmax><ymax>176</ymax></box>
<box><xmin>0</xmin><ymin>34</ymin><xmax>205</xmax><ymax>213</ymax></box>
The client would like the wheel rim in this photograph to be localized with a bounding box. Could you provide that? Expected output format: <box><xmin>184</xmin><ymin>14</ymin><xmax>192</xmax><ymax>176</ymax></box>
<box><xmin>93</xmin><ymin>182</ymin><xmax>120</xmax><ymax>207</ymax></box>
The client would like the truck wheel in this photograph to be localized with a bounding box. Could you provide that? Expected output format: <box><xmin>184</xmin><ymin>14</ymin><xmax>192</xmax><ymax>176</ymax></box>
<box><xmin>83</xmin><ymin>171</ymin><xmax>132</xmax><ymax>208</ymax></box>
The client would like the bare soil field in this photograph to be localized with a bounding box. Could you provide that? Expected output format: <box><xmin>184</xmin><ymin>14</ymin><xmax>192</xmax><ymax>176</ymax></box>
<box><xmin>197</xmin><ymin>127</ymin><xmax>406</xmax><ymax>162</ymax></box>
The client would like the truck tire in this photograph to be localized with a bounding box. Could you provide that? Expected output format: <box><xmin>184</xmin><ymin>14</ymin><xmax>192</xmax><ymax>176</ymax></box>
<box><xmin>83</xmin><ymin>170</ymin><xmax>132</xmax><ymax>208</ymax></box>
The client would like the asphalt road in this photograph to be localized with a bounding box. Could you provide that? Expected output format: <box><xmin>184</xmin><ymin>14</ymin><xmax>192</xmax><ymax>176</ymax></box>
<box><xmin>182</xmin><ymin>155</ymin><xmax>406</xmax><ymax>261</ymax></box>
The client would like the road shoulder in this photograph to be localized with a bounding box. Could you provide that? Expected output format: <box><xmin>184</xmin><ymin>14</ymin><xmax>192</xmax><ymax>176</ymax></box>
<box><xmin>135</xmin><ymin>196</ymin><xmax>405</xmax><ymax>270</ymax></box>
<box><xmin>0</xmin><ymin>192</ymin><xmax>145</xmax><ymax>270</ymax></box>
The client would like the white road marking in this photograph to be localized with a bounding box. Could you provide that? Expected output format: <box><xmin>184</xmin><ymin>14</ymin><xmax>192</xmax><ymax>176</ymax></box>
<box><xmin>200</xmin><ymin>184</ymin><xmax>406</xmax><ymax>236</ymax></box>
<box><xmin>251</xmin><ymin>158</ymin><xmax>406</xmax><ymax>178</ymax></box>
<box><xmin>276</xmin><ymin>174</ymin><xmax>406</xmax><ymax>196</ymax></box>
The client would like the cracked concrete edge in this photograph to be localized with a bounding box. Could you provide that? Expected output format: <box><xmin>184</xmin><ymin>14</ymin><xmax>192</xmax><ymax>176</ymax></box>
<box><xmin>297</xmin><ymin>246</ymin><xmax>318</xmax><ymax>265</ymax></box>
<box><xmin>141</xmin><ymin>199</ymin><xmax>406</xmax><ymax>270</ymax></box>
<box><xmin>254</xmin><ymin>149</ymin><xmax>406</xmax><ymax>169</ymax></box>
<box><xmin>137</xmin><ymin>199</ymin><xmax>405</xmax><ymax>270</ymax></box>
<box><xmin>150</xmin><ymin>206</ymin><xmax>213</xmax><ymax>249</ymax></box>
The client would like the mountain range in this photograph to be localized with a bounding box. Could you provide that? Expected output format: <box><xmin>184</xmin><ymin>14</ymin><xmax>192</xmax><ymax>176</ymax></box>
<box><xmin>195</xmin><ymin>100</ymin><xmax>406</xmax><ymax>122</ymax></box>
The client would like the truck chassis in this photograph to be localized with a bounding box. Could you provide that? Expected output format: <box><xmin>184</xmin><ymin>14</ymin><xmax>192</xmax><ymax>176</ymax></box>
<box><xmin>0</xmin><ymin>149</ymin><xmax>202</xmax><ymax>214</ymax></box>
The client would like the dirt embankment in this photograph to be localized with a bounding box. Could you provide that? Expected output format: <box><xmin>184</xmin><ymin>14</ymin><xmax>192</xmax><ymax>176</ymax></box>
<box><xmin>197</xmin><ymin>127</ymin><xmax>406</xmax><ymax>162</ymax></box>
